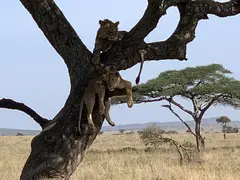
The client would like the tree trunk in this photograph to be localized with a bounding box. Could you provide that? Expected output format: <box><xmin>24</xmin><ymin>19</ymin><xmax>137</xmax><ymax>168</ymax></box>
<box><xmin>20</xmin><ymin>92</ymin><xmax>106</xmax><ymax>180</ymax></box>
<box><xmin>195</xmin><ymin>119</ymin><xmax>204</xmax><ymax>152</ymax></box>
<box><xmin>223</xmin><ymin>123</ymin><xmax>227</xmax><ymax>140</ymax></box>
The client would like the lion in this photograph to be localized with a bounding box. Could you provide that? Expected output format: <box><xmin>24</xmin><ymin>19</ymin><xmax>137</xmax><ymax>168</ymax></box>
<box><xmin>92</xmin><ymin>19</ymin><xmax>120</xmax><ymax>65</ymax></box>
<box><xmin>78</xmin><ymin>72</ymin><xmax>133</xmax><ymax>133</ymax></box>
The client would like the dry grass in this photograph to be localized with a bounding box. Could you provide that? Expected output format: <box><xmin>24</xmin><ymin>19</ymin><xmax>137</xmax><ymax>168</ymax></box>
<box><xmin>1</xmin><ymin>133</ymin><xmax>240</xmax><ymax>180</ymax></box>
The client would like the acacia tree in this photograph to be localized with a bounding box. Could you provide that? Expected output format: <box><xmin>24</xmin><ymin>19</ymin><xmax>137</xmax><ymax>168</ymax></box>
<box><xmin>216</xmin><ymin>116</ymin><xmax>231</xmax><ymax>139</ymax></box>
<box><xmin>0</xmin><ymin>0</ymin><xmax>240</xmax><ymax>179</ymax></box>
<box><xmin>127</xmin><ymin>64</ymin><xmax>240</xmax><ymax>152</ymax></box>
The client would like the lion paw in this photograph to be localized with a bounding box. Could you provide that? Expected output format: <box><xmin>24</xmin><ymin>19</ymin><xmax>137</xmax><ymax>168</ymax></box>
<box><xmin>88</xmin><ymin>124</ymin><xmax>97</xmax><ymax>135</ymax></box>
<box><xmin>99</xmin><ymin>106</ymin><xmax>105</xmax><ymax>115</ymax></box>
<box><xmin>127</xmin><ymin>99</ymin><xmax>133</xmax><ymax>108</ymax></box>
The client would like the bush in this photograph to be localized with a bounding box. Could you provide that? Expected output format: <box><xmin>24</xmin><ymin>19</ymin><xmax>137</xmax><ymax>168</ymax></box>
<box><xmin>16</xmin><ymin>132</ymin><xmax>24</xmax><ymax>136</ymax></box>
<box><xmin>225</xmin><ymin>126</ymin><xmax>239</xmax><ymax>133</ymax></box>
<box><xmin>182</xmin><ymin>140</ymin><xmax>195</xmax><ymax>149</ymax></box>
<box><xmin>119</xmin><ymin>129</ymin><xmax>125</xmax><ymax>134</ymax></box>
<box><xmin>98</xmin><ymin>131</ymin><xmax>104</xmax><ymax>135</ymax></box>
<box><xmin>126</xmin><ymin>131</ymin><xmax>135</xmax><ymax>135</ymax></box>
<box><xmin>166</xmin><ymin>130</ymin><xmax>178</xmax><ymax>134</ymax></box>
<box><xmin>138</xmin><ymin>125</ymin><xmax>165</xmax><ymax>148</ymax></box>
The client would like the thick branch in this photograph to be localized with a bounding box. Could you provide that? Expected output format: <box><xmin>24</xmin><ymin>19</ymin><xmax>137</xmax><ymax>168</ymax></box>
<box><xmin>127</xmin><ymin>0</ymin><xmax>168</xmax><ymax>42</ymax></box>
<box><xmin>199</xmin><ymin>94</ymin><xmax>225</xmax><ymax>119</ymax></box>
<box><xmin>19</xmin><ymin>0</ymin><xmax>92</xmax><ymax>76</ymax></box>
<box><xmin>0</xmin><ymin>98</ymin><xmax>49</xmax><ymax>128</ymax></box>
<box><xmin>126</xmin><ymin>0</ymin><xmax>240</xmax><ymax>62</ymax></box>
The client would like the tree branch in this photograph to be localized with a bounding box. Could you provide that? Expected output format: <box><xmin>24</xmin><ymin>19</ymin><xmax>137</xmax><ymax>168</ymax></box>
<box><xmin>162</xmin><ymin>103</ymin><xmax>196</xmax><ymax>137</ymax></box>
<box><xmin>199</xmin><ymin>94</ymin><xmax>227</xmax><ymax>119</ymax></box>
<box><xmin>101</xmin><ymin>0</ymin><xmax>240</xmax><ymax>71</ymax></box>
<box><xmin>0</xmin><ymin>98</ymin><xmax>49</xmax><ymax>128</ymax></box>
<box><xmin>127</xmin><ymin>0</ymin><xmax>169</xmax><ymax>43</ymax></box>
<box><xmin>138</xmin><ymin>97</ymin><xmax>195</xmax><ymax>117</ymax></box>
<box><xmin>19</xmin><ymin>0</ymin><xmax>92</xmax><ymax>76</ymax></box>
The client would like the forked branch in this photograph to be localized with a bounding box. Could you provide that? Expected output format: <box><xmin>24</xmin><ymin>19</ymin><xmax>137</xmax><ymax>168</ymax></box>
<box><xmin>0</xmin><ymin>98</ymin><xmax>49</xmax><ymax>128</ymax></box>
<box><xmin>162</xmin><ymin>103</ymin><xmax>196</xmax><ymax>137</ymax></box>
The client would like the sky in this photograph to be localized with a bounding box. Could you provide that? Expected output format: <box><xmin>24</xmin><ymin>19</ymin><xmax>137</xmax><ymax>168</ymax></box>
<box><xmin>0</xmin><ymin>0</ymin><xmax>240</xmax><ymax>130</ymax></box>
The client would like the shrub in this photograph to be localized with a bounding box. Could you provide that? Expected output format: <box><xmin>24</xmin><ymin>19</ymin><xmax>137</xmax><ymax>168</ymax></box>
<box><xmin>119</xmin><ymin>129</ymin><xmax>125</xmax><ymax>134</ymax></box>
<box><xmin>126</xmin><ymin>131</ymin><xmax>135</xmax><ymax>135</ymax></box>
<box><xmin>16</xmin><ymin>132</ymin><xmax>24</xmax><ymax>136</ymax></box>
<box><xmin>98</xmin><ymin>131</ymin><xmax>104</xmax><ymax>135</ymax></box>
<box><xmin>166</xmin><ymin>130</ymin><xmax>178</xmax><ymax>134</ymax></box>
<box><xmin>138</xmin><ymin>125</ymin><xmax>165</xmax><ymax>148</ymax></box>
<box><xmin>225</xmin><ymin>126</ymin><xmax>239</xmax><ymax>133</ymax></box>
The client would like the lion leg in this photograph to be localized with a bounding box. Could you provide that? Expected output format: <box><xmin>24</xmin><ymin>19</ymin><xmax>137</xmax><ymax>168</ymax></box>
<box><xmin>84</xmin><ymin>92</ymin><xmax>96</xmax><ymax>132</ymax></box>
<box><xmin>104</xmin><ymin>98</ymin><xmax>115</xmax><ymax>126</ymax></box>
<box><xmin>125</xmin><ymin>81</ymin><xmax>134</xmax><ymax>108</ymax></box>
<box><xmin>97</xmin><ymin>85</ymin><xmax>106</xmax><ymax>115</ymax></box>
<box><xmin>92</xmin><ymin>48</ymin><xmax>101</xmax><ymax>65</ymax></box>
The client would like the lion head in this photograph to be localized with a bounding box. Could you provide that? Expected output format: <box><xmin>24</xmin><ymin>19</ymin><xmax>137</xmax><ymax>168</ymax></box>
<box><xmin>103</xmin><ymin>72</ymin><xmax>121</xmax><ymax>91</ymax></box>
<box><xmin>98</xmin><ymin>19</ymin><xmax>119</xmax><ymax>41</ymax></box>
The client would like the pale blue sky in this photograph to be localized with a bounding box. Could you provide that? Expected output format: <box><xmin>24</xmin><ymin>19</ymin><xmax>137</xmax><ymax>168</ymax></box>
<box><xmin>0</xmin><ymin>0</ymin><xmax>240</xmax><ymax>130</ymax></box>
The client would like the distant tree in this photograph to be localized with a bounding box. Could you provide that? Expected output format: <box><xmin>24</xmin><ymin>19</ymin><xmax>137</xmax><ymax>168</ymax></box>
<box><xmin>114</xmin><ymin>64</ymin><xmax>240</xmax><ymax>152</ymax></box>
<box><xmin>16</xmin><ymin>132</ymin><xmax>24</xmax><ymax>136</ymax></box>
<box><xmin>216</xmin><ymin>116</ymin><xmax>231</xmax><ymax>139</ymax></box>
<box><xmin>119</xmin><ymin>129</ymin><xmax>125</xmax><ymax>134</ymax></box>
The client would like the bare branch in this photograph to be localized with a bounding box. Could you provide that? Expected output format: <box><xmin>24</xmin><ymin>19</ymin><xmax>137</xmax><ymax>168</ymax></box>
<box><xmin>0</xmin><ymin>98</ymin><xmax>49</xmax><ymax>128</ymax></box>
<box><xmin>162</xmin><ymin>104</ymin><xmax>196</xmax><ymax>137</ymax></box>
<box><xmin>19</xmin><ymin>0</ymin><xmax>92</xmax><ymax>75</ymax></box>
<box><xmin>138</xmin><ymin>97</ymin><xmax>195</xmax><ymax>117</ymax></box>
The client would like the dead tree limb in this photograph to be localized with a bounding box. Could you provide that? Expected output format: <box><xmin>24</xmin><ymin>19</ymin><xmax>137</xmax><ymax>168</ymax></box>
<box><xmin>162</xmin><ymin>103</ymin><xmax>196</xmax><ymax>137</ymax></box>
<box><xmin>0</xmin><ymin>98</ymin><xmax>49</xmax><ymax>128</ymax></box>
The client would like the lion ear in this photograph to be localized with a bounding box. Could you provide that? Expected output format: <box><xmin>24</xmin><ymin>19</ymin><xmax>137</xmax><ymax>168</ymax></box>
<box><xmin>99</xmin><ymin>20</ymin><xmax>105</xmax><ymax>26</ymax></box>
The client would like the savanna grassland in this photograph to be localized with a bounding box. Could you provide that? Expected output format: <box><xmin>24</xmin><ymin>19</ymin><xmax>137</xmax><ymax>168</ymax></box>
<box><xmin>1</xmin><ymin>133</ymin><xmax>240</xmax><ymax>180</ymax></box>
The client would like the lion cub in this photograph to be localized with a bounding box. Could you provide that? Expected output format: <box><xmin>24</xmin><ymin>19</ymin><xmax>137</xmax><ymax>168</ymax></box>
<box><xmin>92</xmin><ymin>19</ymin><xmax>120</xmax><ymax>65</ymax></box>
<box><xmin>79</xmin><ymin>72</ymin><xmax>133</xmax><ymax>133</ymax></box>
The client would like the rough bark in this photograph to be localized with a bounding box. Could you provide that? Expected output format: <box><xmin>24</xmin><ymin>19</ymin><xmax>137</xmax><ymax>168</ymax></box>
<box><xmin>195</xmin><ymin>119</ymin><xmax>205</xmax><ymax>152</ymax></box>
<box><xmin>0</xmin><ymin>0</ymin><xmax>238</xmax><ymax>179</ymax></box>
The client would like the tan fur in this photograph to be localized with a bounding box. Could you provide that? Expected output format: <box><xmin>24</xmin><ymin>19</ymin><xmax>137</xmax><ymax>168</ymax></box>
<box><xmin>78</xmin><ymin>72</ymin><xmax>133</xmax><ymax>133</ymax></box>
<box><xmin>92</xmin><ymin>19</ymin><xmax>120</xmax><ymax>65</ymax></box>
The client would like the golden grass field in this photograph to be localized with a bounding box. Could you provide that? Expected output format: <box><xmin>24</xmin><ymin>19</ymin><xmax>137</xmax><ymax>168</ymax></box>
<box><xmin>1</xmin><ymin>132</ymin><xmax>240</xmax><ymax>180</ymax></box>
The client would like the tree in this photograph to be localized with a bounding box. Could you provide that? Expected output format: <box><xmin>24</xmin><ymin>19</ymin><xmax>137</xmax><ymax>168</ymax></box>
<box><xmin>119</xmin><ymin>129</ymin><xmax>125</xmax><ymax>134</ymax></box>
<box><xmin>216</xmin><ymin>116</ymin><xmax>231</xmax><ymax>139</ymax></box>
<box><xmin>126</xmin><ymin>64</ymin><xmax>240</xmax><ymax>152</ymax></box>
<box><xmin>0</xmin><ymin>0</ymin><xmax>240</xmax><ymax>179</ymax></box>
